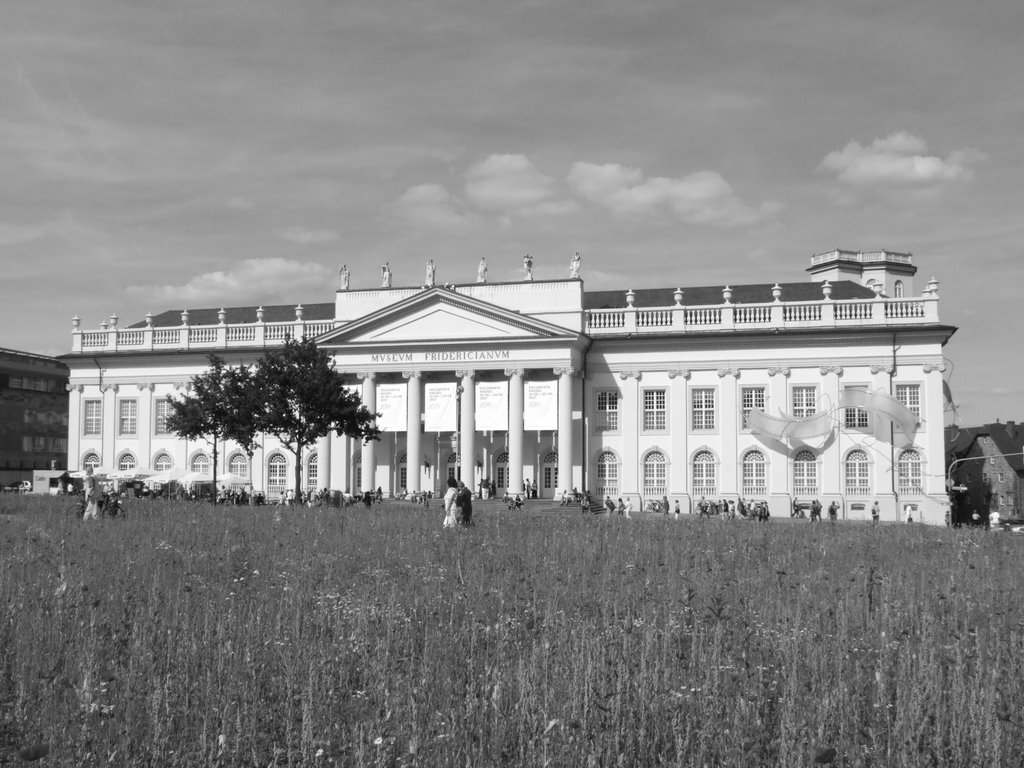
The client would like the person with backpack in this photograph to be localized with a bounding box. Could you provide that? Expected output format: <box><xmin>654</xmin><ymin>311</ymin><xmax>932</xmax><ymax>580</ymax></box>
<box><xmin>456</xmin><ymin>480</ymin><xmax>473</xmax><ymax>526</ymax></box>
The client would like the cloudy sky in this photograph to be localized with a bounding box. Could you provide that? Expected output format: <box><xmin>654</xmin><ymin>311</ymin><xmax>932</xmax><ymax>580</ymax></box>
<box><xmin>2</xmin><ymin>0</ymin><xmax>1021</xmax><ymax>425</ymax></box>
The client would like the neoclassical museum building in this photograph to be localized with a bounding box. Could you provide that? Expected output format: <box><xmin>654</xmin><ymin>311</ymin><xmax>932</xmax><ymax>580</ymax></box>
<box><xmin>63</xmin><ymin>249</ymin><xmax>955</xmax><ymax>523</ymax></box>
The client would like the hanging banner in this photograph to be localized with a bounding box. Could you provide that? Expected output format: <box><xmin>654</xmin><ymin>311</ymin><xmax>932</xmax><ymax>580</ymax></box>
<box><xmin>476</xmin><ymin>381</ymin><xmax>509</xmax><ymax>431</ymax></box>
<box><xmin>424</xmin><ymin>383</ymin><xmax>457</xmax><ymax>432</ymax></box>
<box><xmin>524</xmin><ymin>380</ymin><xmax>558</xmax><ymax>431</ymax></box>
<box><xmin>376</xmin><ymin>383</ymin><xmax>407</xmax><ymax>432</ymax></box>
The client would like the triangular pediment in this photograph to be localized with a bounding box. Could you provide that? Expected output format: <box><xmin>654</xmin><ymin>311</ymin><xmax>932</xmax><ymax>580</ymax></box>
<box><xmin>316</xmin><ymin>287</ymin><xmax>577</xmax><ymax>346</ymax></box>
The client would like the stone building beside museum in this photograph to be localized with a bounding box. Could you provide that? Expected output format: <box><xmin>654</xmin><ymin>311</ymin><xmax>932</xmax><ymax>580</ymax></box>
<box><xmin>62</xmin><ymin>249</ymin><xmax>955</xmax><ymax>522</ymax></box>
<box><xmin>0</xmin><ymin>348</ymin><xmax>69</xmax><ymax>486</ymax></box>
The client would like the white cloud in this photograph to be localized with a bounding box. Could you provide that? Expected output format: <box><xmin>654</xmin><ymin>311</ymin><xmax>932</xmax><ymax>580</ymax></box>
<box><xmin>125</xmin><ymin>258</ymin><xmax>333</xmax><ymax>304</ymax></box>
<box><xmin>275</xmin><ymin>226</ymin><xmax>341</xmax><ymax>245</ymax></box>
<box><xmin>819</xmin><ymin>132</ymin><xmax>982</xmax><ymax>186</ymax></box>
<box><xmin>464</xmin><ymin>154</ymin><xmax>576</xmax><ymax>217</ymax></box>
<box><xmin>567</xmin><ymin>162</ymin><xmax>773</xmax><ymax>226</ymax></box>
<box><xmin>391</xmin><ymin>184</ymin><xmax>471</xmax><ymax>229</ymax></box>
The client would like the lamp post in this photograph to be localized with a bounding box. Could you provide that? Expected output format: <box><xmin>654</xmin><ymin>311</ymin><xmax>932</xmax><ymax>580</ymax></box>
<box><xmin>453</xmin><ymin>384</ymin><xmax>464</xmax><ymax>481</ymax></box>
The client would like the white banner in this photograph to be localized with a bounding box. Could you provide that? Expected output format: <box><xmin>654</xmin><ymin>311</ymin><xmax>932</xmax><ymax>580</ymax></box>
<box><xmin>376</xmin><ymin>383</ymin><xmax>407</xmax><ymax>432</ymax></box>
<box><xmin>524</xmin><ymin>380</ymin><xmax>558</xmax><ymax>431</ymax></box>
<box><xmin>424</xmin><ymin>383</ymin><xmax>457</xmax><ymax>432</ymax></box>
<box><xmin>475</xmin><ymin>381</ymin><xmax>509</xmax><ymax>431</ymax></box>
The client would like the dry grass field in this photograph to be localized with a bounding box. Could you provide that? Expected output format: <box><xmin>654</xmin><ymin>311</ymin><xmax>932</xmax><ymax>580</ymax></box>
<box><xmin>2</xmin><ymin>494</ymin><xmax>1024</xmax><ymax>767</ymax></box>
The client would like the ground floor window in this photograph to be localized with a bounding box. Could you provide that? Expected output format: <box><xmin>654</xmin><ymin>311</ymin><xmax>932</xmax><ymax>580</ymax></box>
<box><xmin>307</xmin><ymin>453</ymin><xmax>318</xmax><ymax>492</ymax></box>
<box><xmin>118</xmin><ymin>453</ymin><xmax>137</xmax><ymax>472</ymax></box>
<box><xmin>191</xmin><ymin>453</ymin><xmax>210</xmax><ymax>475</ymax></box>
<box><xmin>692</xmin><ymin>451</ymin><xmax>717</xmax><ymax>497</ymax></box>
<box><xmin>742</xmin><ymin>450</ymin><xmax>766</xmax><ymax>496</ymax></box>
<box><xmin>793</xmin><ymin>451</ymin><xmax>817</xmax><ymax>496</ymax></box>
<box><xmin>495</xmin><ymin>452</ymin><xmax>509</xmax><ymax>489</ymax></box>
<box><xmin>643</xmin><ymin>451</ymin><xmax>667</xmax><ymax>498</ymax></box>
<box><xmin>228</xmin><ymin>453</ymin><xmax>248</xmax><ymax>478</ymax></box>
<box><xmin>597</xmin><ymin>451</ymin><xmax>619</xmax><ymax>498</ymax></box>
<box><xmin>897</xmin><ymin>449</ymin><xmax>922</xmax><ymax>495</ymax></box>
<box><xmin>154</xmin><ymin>453</ymin><xmax>174</xmax><ymax>472</ymax></box>
<box><xmin>845</xmin><ymin>450</ymin><xmax>870</xmax><ymax>495</ymax></box>
<box><xmin>268</xmin><ymin>454</ymin><xmax>287</xmax><ymax>496</ymax></box>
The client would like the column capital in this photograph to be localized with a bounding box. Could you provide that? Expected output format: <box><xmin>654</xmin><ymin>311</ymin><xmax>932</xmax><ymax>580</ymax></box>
<box><xmin>100</xmin><ymin>383</ymin><xmax>119</xmax><ymax>393</ymax></box>
<box><xmin>922</xmin><ymin>362</ymin><xmax>946</xmax><ymax>373</ymax></box>
<box><xmin>401</xmin><ymin>370</ymin><xmax>422</xmax><ymax>380</ymax></box>
<box><xmin>870</xmin><ymin>364</ymin><xmax>894</xmax><ymax>375</ymax></box>
<box><xmin>819</xmin><ymin>365</ymin><xmax>843</xmax><ymax>376</ymax></box>
<box><xmin>455</xmin><ymin>369</ymin><xmax>476</xmax><ymax>379</ymax></box>
<box><xmin>553</xmin><ymin>366</ymin><xmax>576</xmax><ymax>377</ymax></box>
<box><xmin>667</xmin><ymin>369</ymin><xmax>690</xmax><ymax>379</ymax></box>
<box><xmin>173</xmin><ymin>381</ymin><xmax>191</xmax><ymax>392</ymax></box>
<box><xmin>767</xmin><ymin>366</ymin><xmax>791</xmax><ymax>377</ymax></box>
<box><xmin>617</xmin><ymin>370</ymin><xmax>641</xmax><ymax>381</ymax></box>
<box><xmin>504</xmin><ymin>367</ymin><xmax>525</xmax><ymax>377</ymax></box>
<box><xmin>717</xmin><ymin>367</ymin><xmax>740</xmax><ymax>378</ymax></box>
<box><xmin>67</xmin><ymin>383</ymin><xmax>84</xmax><ymax>393</ymax></box>
<box><xmin>136</xmin><ymin>382</ymin><xmax>155</xmax><ymax>392</ymax></box>
<box><xmin>356</xmin><ymin>372</ymin><xmax>376</xmax><ymax>381</ymax></box>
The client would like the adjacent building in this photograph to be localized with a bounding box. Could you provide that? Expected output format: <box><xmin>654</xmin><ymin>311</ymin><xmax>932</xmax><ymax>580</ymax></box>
<box><xmin>62</xmin><ymin>249</ymin><xmax>956</xmax><ymax>522</ymax></box>
<box><xmin>947</xmin><ymin>421</ymin><xmax>1024</xmax><ymax>523</ymax></box>
<box><xmin>0</xmin><ymin>348</ymin><xmax>69</xmax><ymax>486</ymax></box>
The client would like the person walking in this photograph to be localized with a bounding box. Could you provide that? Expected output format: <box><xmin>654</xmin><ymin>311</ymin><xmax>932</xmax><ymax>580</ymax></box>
<box><xmin>83</xmin><ymin>467</ymin><xmax>99</xmax><ymax>520</ymax></box>
<box><xmin>871</xmin><ymin>500</ymin><xmax>880</xmax><ymax>523</ymax></box>
<box><xmin>616</xmin><ymin>498</ymin><xmax>625</xmax><ymax>516</ymax></box>
<box><xmin>623</xmin><ymin>497</ymin><xmax>633</xmax><ymax>519</ymax></box>
<box><xmin>442</xmin><ymin>477</ymin><xmax>459</xmax><ymax>528</ymax></box>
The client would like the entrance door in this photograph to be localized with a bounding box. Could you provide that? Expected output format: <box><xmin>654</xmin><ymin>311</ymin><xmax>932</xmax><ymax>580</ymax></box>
<box><xmin>495</xmin><ymin>452</ymin><xmax>509</xmax><ymax>493</ymax></box>
<box><xmin>541</xmin><ymin>451</ymin><xmax>558</xmax><ymax>498</ymax></box>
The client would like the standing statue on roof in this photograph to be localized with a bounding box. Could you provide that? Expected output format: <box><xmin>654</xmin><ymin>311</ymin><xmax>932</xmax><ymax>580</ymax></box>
<box><xmin>570</xmin><ymin>251</ymin><xmax>581</xmax><ymax>279</ymax></box>
<box><xmin>425</xmin><ymin>259</ymin><xmax>435</xmax><ymax>287</ymax></box>
<box><xmin>381</xmin><ymin>261</ymin><xmax>392</xmax><ymax>288</ymax></box>
<box><xmin>477</xmin><ymin>257</ymin><xmax>487</xmax><ymax>283</ymax></box>
<box><xmin>523</xmin><ymin>254</ymin><xmax>533</xmax><ymax>281</ymax></box>
<box><xmin>339</xmin><ymin>264</ymin><xmax>350</xmax><ymax>290</ymax></box>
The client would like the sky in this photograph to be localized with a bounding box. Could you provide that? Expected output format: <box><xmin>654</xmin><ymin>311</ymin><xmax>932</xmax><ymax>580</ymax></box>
<box><xmin>1</xmin><ymin>0</ymin><xmax>1021</xmax><ymax>426</ymax></box>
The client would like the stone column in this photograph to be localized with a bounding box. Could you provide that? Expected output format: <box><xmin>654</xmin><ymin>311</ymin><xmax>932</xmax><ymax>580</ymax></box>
<box><xmin>555</xmin><ymin>367</ymin><xmax>575</xmax><ymax>497</ymax></box>
<box><xmin>457</xmin><ymin>370</ymin><xmax>475</xmax><ymax>488</ymax></box>
<box><xmin>506</xmin><ymin>368</ymin><xmax>525</xmax><ymax>493</ymax></box>
<box><xmin>358</xmin><ymin>373</ymin><xmax>376</xmax><ymax>492</ymax></box>
<box><xmin>403</xmin><ymin>371</ymin><xmax>422</xmax><ymax>493</ymax></box>
<box><xmin>315</xmin><ymin>434</ymin><xmax>331</xmax><ymax>491</ymax></box>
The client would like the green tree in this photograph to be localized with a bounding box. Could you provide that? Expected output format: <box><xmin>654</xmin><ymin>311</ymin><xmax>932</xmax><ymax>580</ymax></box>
<box><xmin>254</xmin><ymin>336</ymin><xmax>379</xmax><ymax>496</ymax></box>
<box><xmin>166</xmin><ymin>355</ymin><xmax>259</xmax><ymax>498</ymax></box>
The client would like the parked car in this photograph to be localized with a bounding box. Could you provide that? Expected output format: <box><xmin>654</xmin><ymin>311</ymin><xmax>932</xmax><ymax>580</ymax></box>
<box><xmin>996</xmin><ymin>517</ymin><xmax>1024</xmax><ymax>534</ymax></box>
<box><xmin>4</xmin><ymin>481</ymin><xmax>32</xmax><ymax>493</ymax></box>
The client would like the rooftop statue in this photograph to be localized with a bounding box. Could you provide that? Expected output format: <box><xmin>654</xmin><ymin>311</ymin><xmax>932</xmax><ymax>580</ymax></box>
<box><xmin>426</xmin><ymin>259</ymin><xmax>435</xmax><ymax>287</ymax></box>
<box><xmin>477</xmin><ymin>257</ymin><xmax>487</xmax><ymax>283</ymax></box>
<box><xmin>339</xmin><ymin>264</ymin><xmax>350</xmax><ymax>290</ymax></box>
<box><xmin>523</xmin><ymin>254</ymin><xmax>533</xmax><ymax>281</ymax></box>
<box><xmin>570</xmin><ymin>251</ymin><xmax>581</xmax><ymax>279</ymax></box>
<box><xmin>381</xmin><ymin>261</ymin><xmax>392</xmax><ymax>288</ymax></box>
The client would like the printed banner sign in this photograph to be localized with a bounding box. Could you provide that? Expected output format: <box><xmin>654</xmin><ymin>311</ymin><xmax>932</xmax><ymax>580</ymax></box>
<box><xmin>376</xmin><ymin>383</ymin><xmax>407</xmax><ymax>432</ymax></box>
<box><xmin>424</xmin><ymin>383</ymin><xmax>457</xmax><ymax>432</ymax></box>
<box><xmin>524</xmin><ymin>380</ymin><xmax>558</xmax><ymax>431</ymax></box>
<box><xmin>475</xmin><ymin>381</ymin><xmax>509</xmax><ymax>431</ymax></box>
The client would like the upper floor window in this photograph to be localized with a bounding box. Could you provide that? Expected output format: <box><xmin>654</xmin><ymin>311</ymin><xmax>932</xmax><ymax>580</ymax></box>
<box><xmin>792</xmin><ymin>387</ymin><xmax>817</xmax><ymax>418</ymax></box>
<box><xmin>894</xmin><ymin>280</ymin><xmax>904</xmax><ymax>298</ymax></box>
<box><xmin>643</xmin><ymin>389</ymin><xmax>667</xmax><ymax>431</ymax></box>
<box><xmin>83</xmin><ymin>400</ymin><xmax>102</xmax><ymax>436</ymax></box>
<box><xmin>895</xmin><ymin>384</ymin><xmax>921</xmax><ymax>419</ymax></box>
<box><xmin>118</xmin><ymin>399</ymin><xmax>138</xmax><ymax>436</ymax></box>
<box><xmin>595</xmin><ymin>390</ymin><xmax>620</xmax><ymax>432</ymax></box>
<box><xmin>154</xmin><ymin>399</ymin><xmax>172</xmax><ymax>435</ymax></box>
<box><xmin>843</xmin><ymin>385</ymin><xmax>870</xmax><ymax>429</ymax></box>
<box><xmin>740</xmin><ymin>387</ymin><xmax>766</xmax><ymax>429</ymax></box>
<box><xmin>691</xmin><ymin>388</ymin><xmax>716</xmax><ymax>431</ymax></box>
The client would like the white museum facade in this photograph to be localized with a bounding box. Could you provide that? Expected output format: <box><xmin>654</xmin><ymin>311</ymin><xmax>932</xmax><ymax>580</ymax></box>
<box><xmin>62</xmin><ymin>249</ymin><xmax>955</xmax><ymax>522</ymax></box>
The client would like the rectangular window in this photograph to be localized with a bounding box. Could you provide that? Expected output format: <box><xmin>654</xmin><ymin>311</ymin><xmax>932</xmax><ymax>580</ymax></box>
<box><xmin>740</xmin><ymin>387</ymin><xmax>766</xmax><ymax>429</ymax></box>
<box><xmin>895</xmin><ymin>384</ymin><xmax>921</xmax><ymax>419</ymax></box>
<box><xmin>792</xmin><ymin>387</ymin><xmax>817</xmax><ymax>418</ymax></box>
<box><xmin>691</xmin><ymin>388</ymin><xmax>716</xmax><ymax>431</ymax></box>
<box><xmin>643</xmin><ymin>389</ymin><xmax>667</xmax><ymax>431</ymax></box>
<box><xmin>118</xmin><ymin>399</ymin><xmax>138</xmax><ymax>436</ymax></box>
<box><xmin>595</xmin><ymin>390</ymin><xmax>620</xmax><ymax>432</ymax></box>
<box><xmin>843</xmin><ymin>385</ymin><xmax>870</xmax><ymax>429</ymax></box>
<box><xmin>83</xmin><ymin>399</ymin><xmax>102</xmax><ymax>436</ymax></box>
<box><xmin>154</xmin><ymin>400</ymin><xmax>171</xmax><ymax>435</ymax></box>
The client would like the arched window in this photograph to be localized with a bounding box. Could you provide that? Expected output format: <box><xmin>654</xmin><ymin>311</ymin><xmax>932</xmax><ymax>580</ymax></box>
<box><xmin>692</xmin><ymin>451</ymin><xmax>717</xmax><ymax>497</ymax></box>
<box><xmin>306</xmin><ymin>453</ymin><xmax>318</xmax><ymax>492</ymax></box>
<box><xmin>82</xmin><ymin>452</ymin><xmax>101</xmax><ymax>470</ymax></box>
<box><xmin>742</xmin><ymin>450</ymin><xmax>766</xmax><ymax>496</ymax></box>
<box><xmin>597</xmin><ymin>451</ymin><xmax>620</xmax><ymax>498</ymax></box>
<box><xmin>154</xmin><ymin>452</ymin><xmax>174</xmax><ymax>472</ymax></box>
<box><xmin>541</xmin><ymin>451</ymin><xmax>558</xmax><ymax>494</ymax></box>
<box><xmin>643</xmin><ymin>451</ymin><xmax>667</xmax><ymax>497</ymax></box>
<box><xmin>228</xmin><ymin>453</ymin><xmax>249</xmax><ymax>478</ymax></box>
<box><xmin>793</xmin><ymin>451</ymin><xmax>817</xmax><ymax>496</ymax></box>
<box><xmin>897</xmin><ymin>449</ymin><xmax>922</xmax><ymax>494</ymax></box>
<box><xmin>447</xmin><ymin>452</ymin><xmax>459</xmax><ymax>481</ymax></box>
<box><xmin>396</xmin><ymin>452</ymin><xmax>406</xmax><ymax>492</ymax></box>
<box><xmin>845</xmin><ymin>450</ymin><xmax>870</xmax><ymax>495</ymax></box>
<box><xmin>495</xmin><ymin>452</ymin><xmax>509</xmax><ymax>489</ymax></box>
<box><xmin>118</xmin><ymin>453</ymin><xmax>137</xmax><ymax>472</ymax></box>
<box><xmin>267</xmin><ymin>454</ymin><xmax>288</xmax><ymax>496</ymax></box>
<box><xmin>190</xmin><ymin>453</ymin><xmax>210</xmax><ymax>475</ymax></box>
<box><xmin>894</xmin><ymin>280</ymin><xmax>904</xmax><ymax>298</ymax></box>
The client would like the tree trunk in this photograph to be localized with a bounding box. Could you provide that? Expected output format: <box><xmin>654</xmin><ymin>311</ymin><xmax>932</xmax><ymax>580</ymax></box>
<box><xmin>293</xmin><ymin>445</ymin><xmax>303</xmax><ymax>502</ymax></box>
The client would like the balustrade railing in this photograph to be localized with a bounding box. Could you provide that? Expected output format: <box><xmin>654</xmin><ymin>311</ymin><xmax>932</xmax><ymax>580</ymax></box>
<box><xmin>71</xmin><ymin>318</ymin><xmax>340</xmax><ymax>353</ymax></box>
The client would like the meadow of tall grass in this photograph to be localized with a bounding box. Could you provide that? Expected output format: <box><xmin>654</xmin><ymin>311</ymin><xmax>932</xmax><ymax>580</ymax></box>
<box><xmin>2</xmin><ymin>494</ymin><xmax>1023</xmax><ymax>767</ymax></box>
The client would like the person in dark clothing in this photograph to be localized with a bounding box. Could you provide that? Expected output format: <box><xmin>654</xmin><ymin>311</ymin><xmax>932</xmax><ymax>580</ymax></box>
<box><xmin>456</xmin><ymin>480</ymin><xmax>473</xmax><ymax>526</ymax></box>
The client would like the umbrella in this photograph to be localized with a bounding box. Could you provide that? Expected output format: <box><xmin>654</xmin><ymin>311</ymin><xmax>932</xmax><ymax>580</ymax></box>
<box><xmin>109</xmin><ymin>468</ymin><xmax>156</xmax><ymax>481</ymax></box>
<box><xmin>180</xmin><ymin>471</ymin><xmax>214</xmax><ymax>484</ymax></box>
<box><xmin>145</xmin><ymin>468</ymin><xmax>188</xmax><ymax>485</ymax></box>
<box><xmin>69</xmin><ymin>467</ymin><xmax>114</xmax><ymax>479</ymax></box>
<box><xmin>215</xmin><ymin>472</ymin><xmax>250</xmax><ymax>486</ymax></box>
